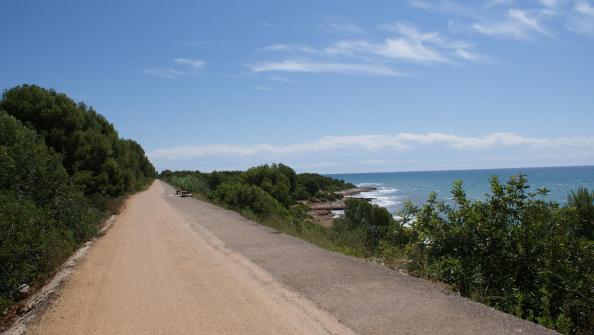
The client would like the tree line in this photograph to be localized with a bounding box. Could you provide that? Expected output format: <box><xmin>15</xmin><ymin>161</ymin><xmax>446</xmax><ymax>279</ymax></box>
<box><xmin>0</xmin><ymin>85</ymin><xmax>155</xmax><ymax>315</ymax></box>
<box><xmin>162</xmin><ymin>167</ymin><xmax>593</xmax><ymax>334</ymax></box>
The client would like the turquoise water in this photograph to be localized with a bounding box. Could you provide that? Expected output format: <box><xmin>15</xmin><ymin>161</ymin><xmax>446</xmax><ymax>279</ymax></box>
<box><xmin>329</xmin><ymin>166</ymin><xmax>594</xmax><ymax>213</ymax></box>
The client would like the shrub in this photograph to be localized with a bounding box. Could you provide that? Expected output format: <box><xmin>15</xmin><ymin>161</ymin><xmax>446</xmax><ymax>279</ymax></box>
<box><xmin>208</xmin><ymin>183</ymin><xmax>288</xmax><ymax>219</ymax></box>
<box><xmin>1</xmin><ymin>85</ymin><xmax>156</xmax><ymax>197</ymax></box>
<box><xmin>0</xmin><ymin>85</ymin><xmax>154</xmax><ymax>315</ymax></box>
<box><xmin>336</xmin><ymin>198</ymin><xmax>393</xmax><ymax>252</ymax></box>
<box><xmin>0</xmin><ymin>111</ymin><xmax>100</xmax><ymax>312</ymax></box>
<box><xmin>241</xmin><ymin>164</ymin><xmax>296</xmax><ymax>207</ymax></box>
<box><xmin>295</xmin><ymin>173</ymin><xmax>355</xmax><ymax>200</ymax></box>
<box><xmin>403</xmin><ymin>175</ymin><xmax>594</xmax><ymax>334</ymax></box>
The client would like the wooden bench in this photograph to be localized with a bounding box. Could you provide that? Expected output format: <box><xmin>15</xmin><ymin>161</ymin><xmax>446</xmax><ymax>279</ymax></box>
<box><xmin>179</xmin><ymin>190</ymin><xmax>193</xmax><ymax>198</ymax></box>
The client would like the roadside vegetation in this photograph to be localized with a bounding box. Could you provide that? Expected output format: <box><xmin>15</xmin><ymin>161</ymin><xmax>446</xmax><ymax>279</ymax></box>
<box><xmin>163</xmin><ymin>168</ymin><xmax>593</xmax><ymax>334</ymax></box>
<box><xmin>0</xmin><ymin>85</ymin><xmax>156</xmax><ymax>318</ymax></box>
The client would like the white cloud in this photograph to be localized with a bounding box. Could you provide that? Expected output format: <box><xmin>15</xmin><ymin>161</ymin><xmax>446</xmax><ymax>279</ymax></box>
<box><xmin>141</xmin><ymin>68</ymin><xmax>182</xmax><ymax>79</ymax></box>
<box><xmin>407</xmin><ymin>0</ymin><xmax>483</xmax><ymax>19</ymax></box>
<box><xmin>267</xmin><ymin>76</ymin><xmax>294</xmax><ymax>83</ymax></box>
<box><xmin>409</xmin><ymin>0</ymin><xmax>431</xmax><ymax>10</ymax></box>
<box><xmin>575</xmin><ymin>1</ymin><xmax>594</xmax><ymax>16</ymax></box>
<box><xmin>472</xmin><ymin>8</ymin><xmax>553</xmax><ymax>39</ymax></box>
<box><xmin>380</xmin><ymin>22</ymin><xmax>446</xmax><ymax>43</ymax></box>
<box><xmin>537</xmin><ymin>0</ymin><xmax>563</xmax><ymax>7</ymax></box>
<box><xmin>412</xmin><ymin>0</ymin><xmax>594</xmax><ymax>40</ymax></box>
<box><xmin>485</xmin><ymin>0</ymin><xmax>515</xmax><ymax>8</ymax></box>
<box><xmin>142</xmin><ymin>58</ymin><xmax>205</xmax><ymax>79</ymax></box>
<box><xmin>262</xmin><ymin>44</ymin><xmax>318</xmax><ymax>54</ymax></box>
<box><xmin>376</xmin><ymin>22</ymin><xmax>482</xmax><ymax>62</ymax></box>
<box><xmin>455</xmin><ymin>48</ymin><xmax>482</xmax><ymax>61</ymax></box>
<box><xmin>509</xmin><ymin>9</ymin><xmax>554</xmax><ymax>37</ymax></box>
<box><xmin>247</xmin><ymin>60</ymin><xmax>401</xmax><ymax>76</ymax></box>
<box><xmin>567</xmin><ymin>1</ymin><xmax>594</xmax><ymax>35</ymax></box>
<box><xmin>150</xmin><ymin>132</ymin><xmax>594</xmax><ymax>160</ymax></box>
<box><xmin>251</xmin><ymin>21</ymin><xmax>481</xmax><ymax>80</ymax></box>
<box><xmin>319</xmin><ymin>16</ymin><xmax>365</xmax><ymax>34</ymax></box>
<box><xmin>173</xmin><ymin>58</ymin><xmax>206</xmax><ymax>69</ymax></box>
<box><xmin>408</xmin><ymin>0</ymin><xmax>594</xmax><ymax>39</ymax></box>
<box><xmin>326</xmin><ymin>39</ymin><xmax>448</xmax><ymax>63</ymax></box>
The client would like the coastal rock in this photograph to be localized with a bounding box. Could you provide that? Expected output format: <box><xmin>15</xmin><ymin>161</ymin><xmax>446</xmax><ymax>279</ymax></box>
<box><xmin>335</xmin><ymin>187</ymin><xmax>377</xmax><ymax>197</ymax></box>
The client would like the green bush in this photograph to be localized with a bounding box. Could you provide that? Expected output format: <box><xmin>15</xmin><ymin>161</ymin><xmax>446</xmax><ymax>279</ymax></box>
<box><xmin>339</xmin><ymin>198</ymin><xmax>393</xmax><ymax>252</ymax></box>
<box><xmin>209</xmin><ymin>183</ymin><xmax>288</xmax><ymax>219</ymax></box>
<box><xmin>161</xmin><ymin>166</ymin><xmax>355</xmax><ymax>205</ymax></box>
<box><xmin>295</xmin><ymin>173</ymin><xmax>355</xmax><ymax>200</ymax></box>
<box><xmin>0</xmin><ymin>85</ymin><xmax>154</xmax><ymax>316</ymax></box>
<box><xmin>402</xmin><ymin>175</ymin><xmax>594</xmax><ymax>334</ymax></box>
<box><xmin>241</xmin><ymin>164</ymin><xmax>296</xmax><ymax>207</ymax></box>
<box><xmin>169</xmin><ymin>174</ymin><xmax>209</xmax><ymax>195</ymax></box>
<box><xmin>0</xmin><ymin>111</ymin><xmax>100</xmax><ymax>312</ymax></box>
<box><xmin>0</xmin><ymin>193</ymin><xmax>72</xmax><ymax>311</ymax></box>
<box><xmin>1</xmin><ymin>85</ymin><xmax>156</xmax><ymax>197</ymax></box>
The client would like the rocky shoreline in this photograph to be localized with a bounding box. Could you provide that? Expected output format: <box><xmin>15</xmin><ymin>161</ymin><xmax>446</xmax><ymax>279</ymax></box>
<box><xmin>334</xmin><ymin>186</ymin><xmax>377</xmax><ymax>197</ymax></box>
<box><xmin>307</xmin><ymin>187</ymin><xmax>377</xmax><ymax>227</ymax></box>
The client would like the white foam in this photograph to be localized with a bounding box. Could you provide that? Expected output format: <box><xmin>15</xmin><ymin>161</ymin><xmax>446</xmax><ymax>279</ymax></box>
<box><xmin>351</xmin><ymin>186</ymin><xmax>403</xmax><ymax>211</ymax></box>
<box><xmin>359</xmin><ymin>188</ymin><xmax>398</xmax><ymax>198</ymax></box>
<box><xmin>331</xmin><ymin>210</ymin><xmax>344</xmax><ymax>218</ymax></box>
<box><xmin>356</xmin><ymin>182</ymin><xmax>382</xmax><ymax>187</ymax></box>
<box><xmin>371</xmin><ymin>197</ymin><xmax>398</xmax><ymax>208</ymax></box>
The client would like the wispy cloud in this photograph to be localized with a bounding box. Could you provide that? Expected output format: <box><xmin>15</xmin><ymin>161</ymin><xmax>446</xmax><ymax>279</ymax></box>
<box><xmin>142</xmin><ymin>58</ymin><xmax>206</xmax><ymax>79</ymax></box>
<box><xmin>508</xmin><ymin>8</ymin><xmax>554</xmax><ymax>37</ymax></box>
<box><xmin>318</xmin><ymin>15</ymin><xmax>365</xmax><ymax>34</ymax></box>
<box><xmin>252</xmin><ymin>21</ymin><xmax>481</xmax><ymax>79</ymax></box>
<box><xmin>411</xmin><ymin>0</ymin><xmax>594</xmax><ymax>39</ymax></box>
<box><xmin>262</xmin><ymin>44</ymin><xmax>317</xmax><ymax>53</ymax></box>
<box><xmin>326</xmin><ymin>38</ymin><xmax>449</xmax><ymax>63</ymax></box>
<box><xmin>485</xmin><ymin>0</ymin><xmax>515</xmax><ymax>8</ymax></box>
<box><xmin>408</xmin><ymin>0</ymin><xmax>483</xmax><ymax>19</ymax></box>
<box><xmin>567</xmin><ymin>1</ymin><xmax>594</xmax><ymax>35</ymax></box>
<box><xmin>575</xmin><ymin>1</ymin><xmax>594</xmax><ymax>16</ymax></box>
<box><xmin>337</xmin><ymin>21</ymin><xmax>481</xmax><ymax>64</ymax></box>
<box><xmin>472</xmin><ymin>9</ymin><xmax>554</xmax><ymax>39</ymax></box>
<box><xmin>537</xmin><ymin>0</ymin><xmax>563</xmax><ymax>8</ymax></box>
<box><xmin>141</xmin><ymin>68</ymin><xmax>182</xmax><ymax>79</ymax></box>
<box><xmin>247</xmin><ymin>60</ymin><xmax>402</xmax><ymax>76</ymax></box>
<box><xmin>150</xmin><ymin>132</ymin><xmax>594</xmax><ymax>160</ymax></box>
<box><xmin>173</xmin><ymin>58</ymin><xmax>206</xmax><ymax>69</ymax></box>
<box><xmin>253</xmin><ymin>85</ymin><xmax>273</xmax><ymax>91</ymax></box>
<box><xmin>267</xmin><ymin>76</ymin><xmax>294</xmax><ymax>83</ymax></box>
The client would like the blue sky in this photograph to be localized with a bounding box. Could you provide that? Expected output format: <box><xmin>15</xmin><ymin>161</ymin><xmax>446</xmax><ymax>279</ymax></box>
<box><xmin>1</xmin><ymin>0</ymin><xmax>593</xmax><ymax>173</ymax></box>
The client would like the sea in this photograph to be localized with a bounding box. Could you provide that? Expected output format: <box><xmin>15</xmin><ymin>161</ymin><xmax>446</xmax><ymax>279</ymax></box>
<box><xmin>328</xmin><ymin>166</ymin><xmax>594</xmax><ymax>214</ymax></box>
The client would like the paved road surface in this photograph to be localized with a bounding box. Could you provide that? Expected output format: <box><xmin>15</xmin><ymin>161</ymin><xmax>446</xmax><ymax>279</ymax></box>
<box><xmin>28</xmin><ymin>181</ymin><xmax>556</xmax><ymax>334</ymax></box>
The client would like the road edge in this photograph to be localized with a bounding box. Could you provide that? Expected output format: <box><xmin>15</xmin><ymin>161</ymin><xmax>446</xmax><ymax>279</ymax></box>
<box><xmin>0</xmin><ymin>215</ymin><xmax>117</xmax><ymax>335</ymax></box>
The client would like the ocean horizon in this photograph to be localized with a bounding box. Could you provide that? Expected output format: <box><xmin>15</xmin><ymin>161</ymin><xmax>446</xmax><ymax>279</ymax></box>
<box><xmin>328</xmin><ymin>165</ymin><xmax>594</xmax><ymax>213</ymax></box>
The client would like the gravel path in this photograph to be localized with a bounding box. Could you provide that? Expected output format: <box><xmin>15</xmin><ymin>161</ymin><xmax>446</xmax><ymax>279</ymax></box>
<box><xmin>26</xmin><ymin>181</ymin><xmax>557</xmax><ymax>334</ymax></box>
<box><xmin>163</xmin><ymin>181</ymin><xmax>557</xmax><ymax>335</ymax></box>
<box><xmin>25</xmin><ymin>182</ymin><xmax>353</xmax><ymax>335</ymax></box>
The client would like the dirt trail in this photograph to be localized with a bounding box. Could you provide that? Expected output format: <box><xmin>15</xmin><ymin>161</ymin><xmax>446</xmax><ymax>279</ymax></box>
<box><xmin>25</xmin><ymin>180</ymin><xmax>557</xmax><ymax>335</ymax></box>
<box><xmin>26</xmin><ymin>182</ymin><xmax>354</xmax><ymax>335</ymax></box>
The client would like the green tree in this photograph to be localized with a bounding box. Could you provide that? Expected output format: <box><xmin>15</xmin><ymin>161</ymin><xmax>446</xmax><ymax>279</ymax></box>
<box><xmin>1</xmin><ymin>85</ymin><xmax>156</xmax><ymax>197</ymax></box>
<box><xmin>0</xmin><ymin>111</ymin><xmax>99</xmax><ymax>311</ymax></box>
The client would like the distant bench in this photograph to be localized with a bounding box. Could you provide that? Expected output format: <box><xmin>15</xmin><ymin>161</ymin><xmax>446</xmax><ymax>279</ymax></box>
<box><xmin>175</xmin><ymin>190</ymin><xmax>193</xmax><ymax>198</ymax></box>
